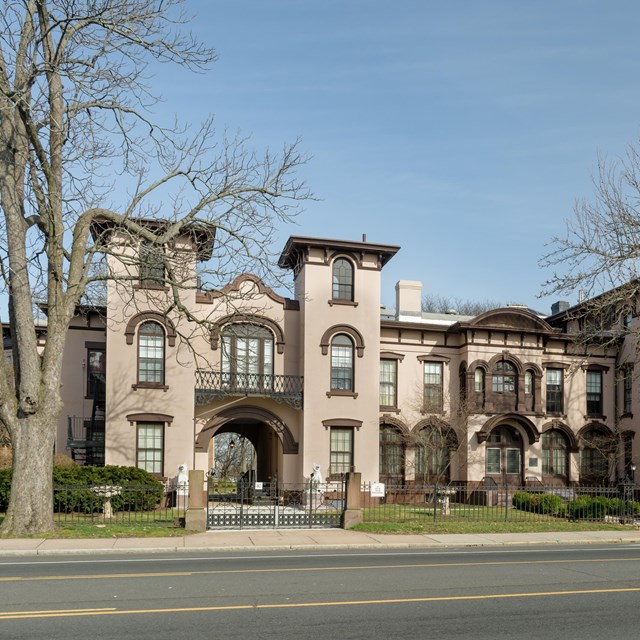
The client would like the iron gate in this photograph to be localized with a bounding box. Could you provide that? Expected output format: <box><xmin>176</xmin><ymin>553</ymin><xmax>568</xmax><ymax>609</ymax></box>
<box><xmin>207</xmin><ymin>478</ymin><xmax>345</xmax><ymax>529</ymax></box>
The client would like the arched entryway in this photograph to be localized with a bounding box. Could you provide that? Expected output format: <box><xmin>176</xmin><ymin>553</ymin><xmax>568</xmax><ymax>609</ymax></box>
<box><xmin>484</xmin><ymin>424</ymin><xmax>524</xmax><ymax>485</ymax></box>
<box><xmin>196</xmin><ymin>405</ymin><xmax>298</xmax><ymax>485</ymax></box>
<box><xmin>477</xmin><ymin>414</ymin><xmax>538</xmax><ymax>486</ymax></box>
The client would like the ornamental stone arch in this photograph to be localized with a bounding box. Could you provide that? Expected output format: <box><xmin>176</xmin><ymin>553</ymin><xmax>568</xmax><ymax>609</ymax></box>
<box><xmin>124</xmin><ymin>311</ymin><xmax>176</xmax><ymax>346</ymax></box>
<box><xmin>577</xmin><ymin>422</ymin><xmax>615</xmax><ymax>441</ymax></box>
<box><xmin>476</xmin><ymin>413</ymin><xmax>540</xmax><ymax>445</ymax></box>
<box><xmin>320</xmin><ymin>324</ymin><xmax>365</xmax><ymax>357</ymax></box>
<box><xmin>487</xmin><ymin>352</ymin><xmax>524</xmax><ymax>375</ymax></box>
<box><xmin>412</xmin><ymin>416</ymin><xmax>459</xmax><ymax>448</ymax></box>
<box><xmin>209</xmin><ymin>314</ymin><xmax>285</xmax><ymax>354</ymax></box>
<box><xmin>541</xmin><ymin>420</ymin><xmax>579</xmax><ymax>452</ymax></box>
<box><xmin>379</xmin><ymin>415</ymin><xmax>410</xmax><ymax>437</ymax></box>
<box><xmin>196</xmin><ymin>405</ymin><xmax>298</xmax><ymax>454</ymax></box>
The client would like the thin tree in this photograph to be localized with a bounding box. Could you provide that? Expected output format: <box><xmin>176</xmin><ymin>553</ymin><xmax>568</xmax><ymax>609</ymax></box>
<box><xmin>0</xmin><ymin>1</ymin><xmax>309</xmax><ymax>535</ymax></box>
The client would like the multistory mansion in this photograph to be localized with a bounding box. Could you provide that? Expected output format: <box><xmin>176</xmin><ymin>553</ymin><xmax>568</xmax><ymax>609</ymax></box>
<box><xmin>48</xmin><ymin>223</ymin><xmax>638</xmax><ymax>488</ymax></box>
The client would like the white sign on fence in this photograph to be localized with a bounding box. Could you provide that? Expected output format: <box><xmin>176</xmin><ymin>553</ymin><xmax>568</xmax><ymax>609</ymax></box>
<box><xmin>254</xmin><ymin>482</ymin><xmax>263</xmax><ymax>490</ymax></box>
<box><xmin>370</xmin><ymin>482</ymin><xmax>385</xmax><ymax>498</ymax></box>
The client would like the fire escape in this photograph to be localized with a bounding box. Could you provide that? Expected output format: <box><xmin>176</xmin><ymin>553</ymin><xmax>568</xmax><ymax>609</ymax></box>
<box><xmin>67</xmin><ymin>373</ymin><xmax>105</xmax><ymax>466</ymax></box>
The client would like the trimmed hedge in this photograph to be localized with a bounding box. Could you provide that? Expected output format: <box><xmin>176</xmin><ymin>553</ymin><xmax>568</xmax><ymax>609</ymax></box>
<box><xmin>0</xmin><ymin>466</ymin><xmax>164</xmax><ymax>513</ymax></box>
<box><xmin>513</xmin><ymin>490</ymin><xmax>640</xmax><ymax>520</ymax></box>
<box><xmin>511</xmin><ymin>491</ymin><xmax>564</xmax><ymax>515</ymax></box>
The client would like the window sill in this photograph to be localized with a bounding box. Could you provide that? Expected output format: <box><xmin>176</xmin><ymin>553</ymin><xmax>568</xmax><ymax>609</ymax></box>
<box><xmin>379</xmin><ymin>406</ymin><xmax>400</xmax><ymax>413</ymax></box>
<box><xmin>134</xmin><ymin>283</ymin><xmax>169</xmax><ymax>292</ymax></box>
<box><xmin>545</xmin><ymin>411</ymin><xmax>566</xmax><ymax>418</ymax></box>
<box><xmin>132</xmin><ymin>383</ymin><xmax>169</xmax><ymax>392</ymax></box>
<box><xmin>584</xmin><ymin>414</ymin><xmax>606</xmax><ymax>421</ymax></box>
<box><xmin>328</xmin><ymin>299</ymin><xmax>358</xmax><ymax>307</ymax></box>
<box><xmin>326</xmin><ymin>390</ymin><xmax>358</xmax><ymax>398</ymax></box>
<box><xmin>620</xmin><ymin>412</ymin><xmax>634</xmax><ymax>419</ymax></box>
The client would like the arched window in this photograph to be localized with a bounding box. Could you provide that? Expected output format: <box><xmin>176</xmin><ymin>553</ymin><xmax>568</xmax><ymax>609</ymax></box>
<box><xmin>138</xmin><ymin>321</ymin><xmax>165</xmax><ymax>384</ymax></box>
<box><xmin>415</xmin><ymin>427</ymin><xmax>451</xmax><ymax>483</ymax></box>
<box><xmin>459</xmin><ymin>365</ymin><xmax>467</xmax><ymax>402</ymax></box>
<box><xmin>492</xmin><ymin>360</ymin><xmax>516</xmax><ymax>393</ymax></box>
<box><xmin>474</xmin><ymin>368</ymin><xmax>485</xmax><ymax>392</ymax></box>
<box><xmin>221</xmin><ymin>324</ymin><xmax>274</xmax><ymax>390</ymax></box>
<box><xmin>379</xmin><ymin>425</ymin><xmax>404</xmax><ymax>484</ymax></box>
<box><xmin>331</xmin><ymin>334</ymin><xmax>354</xmax><ymax>391</ymax></box>
<box><xmin>580</xmin><ymin>427</ymin><xmax>612</xmax><ymax>485</ymax></box>
<box><xmin>524</xmin><ymin>371</ymin><xmax>533</xmax><ymax>395</ymax></box>
<box><xmin>332</xmin><ymin>258</ymin><xmax>354</xmax><ymax>301</ymax></box>
<box><xmin>542</xmin><ymin>429</ymin><xmax>568</xmax><ymax>481</ymax></box>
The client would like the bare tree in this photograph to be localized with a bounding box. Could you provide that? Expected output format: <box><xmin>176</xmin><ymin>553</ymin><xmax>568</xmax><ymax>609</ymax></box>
<box><xmin>540</xmin><ymin>146</ymin><xmax>640</xmax><ymax>352</ymax></box>
<box><xmin>0</xmin><ymin>1</ymin><xmax>309</xmax><ymax>535</ymax></box>
<box><xmin>422</xmin><ymin>294</ymin><xmax>503</xmax><ymax>316</ymax></box>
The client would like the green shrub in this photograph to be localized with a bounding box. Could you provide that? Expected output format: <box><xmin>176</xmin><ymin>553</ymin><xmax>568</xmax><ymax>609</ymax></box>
<box><xmin>0</xmin><ymin>465</ymin><xmax>164</xmax><ymax>514</ymax></box>
<box><xmin>512</xmin><ymin>491</ymin><xmax>563</xmax><ymax>514</ymax></box>
<box><xmin>566</xmin><ymin>496</ymin><xmax>607</xmax><ymax>520</ymax></box>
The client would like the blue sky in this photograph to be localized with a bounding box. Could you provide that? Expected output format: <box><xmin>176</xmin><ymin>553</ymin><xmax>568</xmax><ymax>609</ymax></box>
<box><xmin>154</xmin><ymin>1</ymin><xmax>640</xmax><ymax>313</ymax></box>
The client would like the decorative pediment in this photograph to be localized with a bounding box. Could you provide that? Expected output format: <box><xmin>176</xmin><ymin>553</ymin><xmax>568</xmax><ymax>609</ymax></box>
<box><xmin>469</xmin><ymin>308</ymin><xmax>554</xmax><ymax>333</ymax></box>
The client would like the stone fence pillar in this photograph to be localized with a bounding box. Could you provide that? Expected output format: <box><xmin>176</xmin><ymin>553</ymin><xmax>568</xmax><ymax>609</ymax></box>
<box><xmin>184</xmin><ymin>469</ymin><xmax>206</xmax><ymax>531</ymax></box>
<box><xmin>342</xmin><ymin>471</ymin><xmax>362</xmax><ymax>529</ymax></box>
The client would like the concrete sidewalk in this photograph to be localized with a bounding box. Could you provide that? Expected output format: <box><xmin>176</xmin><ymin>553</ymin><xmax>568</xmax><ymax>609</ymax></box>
<box><xmin>1</xmin><ymin>528</ymin><xmax>640</xmax><ymax>556</ymax></box>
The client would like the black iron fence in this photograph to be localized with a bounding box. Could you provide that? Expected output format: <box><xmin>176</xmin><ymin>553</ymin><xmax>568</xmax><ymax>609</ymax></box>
<box><xmin>361</xmin><ymin>482</ymin><xmax>640</xmax><ymax>524</ymax></box>
<box><xmin>207</xmin><ymin>477</ymin><xmax>345</xmax><ymax>529</ymax></box>
<box><xmin>51</xmin><ymin>482</ymin><xmax>186</xmax><ymax>526</ymax></box>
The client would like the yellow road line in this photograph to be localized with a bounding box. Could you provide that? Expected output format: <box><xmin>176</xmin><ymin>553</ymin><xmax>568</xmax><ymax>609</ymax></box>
<box><xmin>2</xmin><ymin>587</ymin><xmax>640</xmax><ymax>620</ymax></box>
<box><xmin>0</xmin><ymin>607</ymin><xmax>115</xmax><ymax>617</ymax></box>
<box><xmin>1</xmin><ymin>556</ymin><xmax>639</xmax><ymax>583</ymax></box>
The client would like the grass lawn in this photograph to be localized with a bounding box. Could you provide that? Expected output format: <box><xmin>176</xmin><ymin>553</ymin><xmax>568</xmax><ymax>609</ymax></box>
<box><xmin>0</xmin><ymin>513</ymin><xmax>189</xmax><ymax>539</ymax></box>
<box><xmin>355</xmin><ymin>504</ymin><xmax>638</xmax><ymax>534</ymax></box>
<box><xmin>352</xmin><ymin>520</ymin><xmax>633</xmax><ymax>535</ymax></box>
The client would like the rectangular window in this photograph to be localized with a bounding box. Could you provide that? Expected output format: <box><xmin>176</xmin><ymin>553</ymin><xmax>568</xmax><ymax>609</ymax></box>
<box><xmin>624</xmin><ymin>368</ymin><xmax>632</xmax><ymax>414</ymax></box>
<box><xmin>586</xmin><ymin>370</ymin><xmax>603</xmax><ymax>416</ymax></box>
<box><xmin>506</xmin><ymin>448</ymin><xmax>521</xmax><ymax>474</ymax></box>
<box><xmin>139</xmin><ymin>240</ymin><xmax>165</xmax><ymax>286</ymax></box>
<box><xmin>136</xmin><ymin>422</ymin><xmax>164</xmax><ymax>475</ymax></box>
<box><xmin>486</xmin><ymin>448</ymin><xmax>501</xmax><ymax>474</ymax></box>
<box><xmin>379</xmin><ymin>360</ymin><xmax>397</xmax><ymax>408</ymax></box>
<box><xmin>87</xmin><ymin>347</ymin><xmax>105</xmax><ymax>398</ymax></box>
<box><xmin>423</xmin><ymin>362</ymin><xmax>443</xmax><ymax>412</ymax></box>
<box><xmin>330</xmin><ymin>427</ymin><xmax>353</xmax><ymax>476</ymax></box>
<box><xmin>546</xmin><ymin>368</ymin><xmax>564</xmax><ymax>414</ymax></box>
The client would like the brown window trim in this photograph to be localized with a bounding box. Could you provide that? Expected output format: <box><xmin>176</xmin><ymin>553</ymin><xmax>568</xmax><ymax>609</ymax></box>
<box><xmin>328</xmin><ymin>299</ymin><xmax>359</xmax><ymax>307</ymax></box>
<box><xmin>127</xmin><ymin>412</ymin><xmax>174</xmax><ymax>425</ymax></box>
<box><xmin>326</xmin><ymin>390</ymin><xmax>358</xmax><ymax>398</ymax></box>
<box><xmin>379</xmin><ymin>406</ymin><xmax>401</xmax><ymax>413</ymax></box>
<box><xmin>132</xmin><ymin>382</ymin><xmax>169</xmax><ymax>391</ymax></box>
<box><xmin>134</xmin><ymin>282</ymin><xmax>169</xmax><ymax>291</ymax></box>
<box><xmin>584</xmin><ymin>413</ymin><xmax>607</xmax><ymax>421</ymax></box>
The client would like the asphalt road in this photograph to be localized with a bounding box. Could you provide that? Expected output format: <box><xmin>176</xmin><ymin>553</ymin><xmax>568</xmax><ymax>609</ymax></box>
<box><xmin>1</xmin><ymin>544</ymin><xmax>640</xmax><ymax>639</ymax></box>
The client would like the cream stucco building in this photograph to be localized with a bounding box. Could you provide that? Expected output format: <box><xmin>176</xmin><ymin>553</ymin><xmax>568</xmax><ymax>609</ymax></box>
<box><xmin>55</xmin><ymin>225</ymin><xmax>637</xmax><ymax>489</ymax></box>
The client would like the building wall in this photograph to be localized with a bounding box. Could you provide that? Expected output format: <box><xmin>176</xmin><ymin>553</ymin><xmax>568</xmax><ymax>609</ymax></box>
<box><xmin>53</xmin><ymin>229</ymin><xmax>638</xmax><ymax>487</ymax></box>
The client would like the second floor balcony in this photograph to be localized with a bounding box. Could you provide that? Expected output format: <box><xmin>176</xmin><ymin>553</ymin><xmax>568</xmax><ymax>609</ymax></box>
<box><xmin>195</xmin><ymin>370</ymin><xmax>303</xmax><ymax>410</ymax></box>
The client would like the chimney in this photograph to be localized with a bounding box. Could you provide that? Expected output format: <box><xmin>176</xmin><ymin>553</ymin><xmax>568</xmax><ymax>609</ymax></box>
<box><xmin>551</xmin><ymin>300</ymin><xmax>570</xmax><ymax>315</ymax></box>
<box><xmin>395</xmin><ymin>280</ymin><xmax>422</xmax><ymax>319</ymax></box>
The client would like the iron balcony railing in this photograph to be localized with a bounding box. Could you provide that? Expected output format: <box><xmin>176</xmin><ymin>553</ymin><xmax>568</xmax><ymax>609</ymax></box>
<box><xmin>195</xmin><ymin>370</ymin><xmax>303</xmax><ymax>409</ymax></box>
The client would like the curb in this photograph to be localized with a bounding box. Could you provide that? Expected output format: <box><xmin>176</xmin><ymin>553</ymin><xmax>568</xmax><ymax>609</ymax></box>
<box><xmin>1</xmin><ymin>536</ymin><xmax>639</xmax><ymax>557</ymax></box>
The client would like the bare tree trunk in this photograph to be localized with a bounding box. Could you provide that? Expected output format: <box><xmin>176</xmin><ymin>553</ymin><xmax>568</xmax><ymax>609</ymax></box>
<box><xmin>1</xmin><ymin>414</ymin><xmax>56</xmax><ymax>535</ymax></box>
